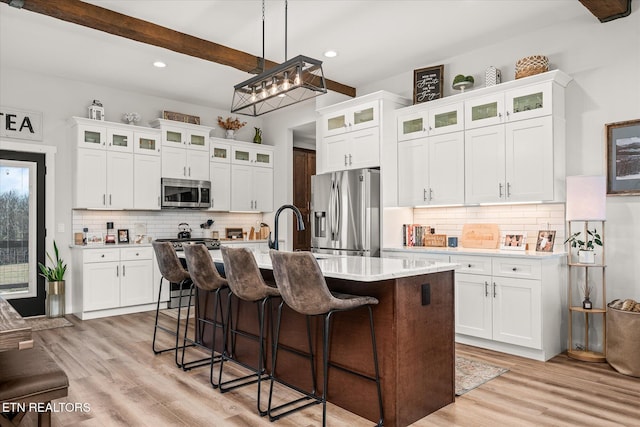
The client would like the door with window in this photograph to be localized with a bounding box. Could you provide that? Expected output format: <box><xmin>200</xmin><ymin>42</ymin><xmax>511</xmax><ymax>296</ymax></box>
<box><xmin>0</xmin><ymin>150</ymin><xmax>46</xmax><ymax>316</ymax></box>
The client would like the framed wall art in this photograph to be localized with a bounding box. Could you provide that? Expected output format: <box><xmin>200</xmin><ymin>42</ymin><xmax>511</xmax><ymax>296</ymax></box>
<box><xmin>606</xmin><ymin>119</ymin><xmax>640</xmax><ymax>196</ymax></box>
<box><xmin>413</xmin><ymin>64</ymin><xmax>444</xmax><ymax>104</ymax></box>
<box><xmin>535</xmin><ymin>230</ymin><xmax>556</xmax><ymax>252</ymax></box>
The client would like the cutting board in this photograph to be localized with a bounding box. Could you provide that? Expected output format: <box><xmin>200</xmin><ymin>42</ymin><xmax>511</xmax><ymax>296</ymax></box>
<box><xmin>460</xmin><ymin>224</ymin><xmax>500</xmax><ymax>249</ymax></box>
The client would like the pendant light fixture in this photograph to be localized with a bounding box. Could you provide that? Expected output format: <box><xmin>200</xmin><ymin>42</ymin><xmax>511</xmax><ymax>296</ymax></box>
<box><xmin>231</xmin><ymin>0</ymin><xmax>327</xmax><ymax>116</ymax></box>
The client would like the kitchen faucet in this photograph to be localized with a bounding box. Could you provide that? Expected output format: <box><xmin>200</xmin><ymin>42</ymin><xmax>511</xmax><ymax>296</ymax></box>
<box><xmin>268</xmin><ymin>204</ymin><xmax>305</xmax><ymax>250</ymax></box>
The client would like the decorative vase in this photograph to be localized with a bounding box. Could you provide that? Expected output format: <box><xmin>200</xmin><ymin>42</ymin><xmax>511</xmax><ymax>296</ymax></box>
<box><xmin>578</xmin><ymin>250</ymin><xmax>595</xmax><ymax>264</ymax></box>
<box><xmin>253</xmin><ymin>127</ymin><xmax>262</xmax><ymax>144</ymax></box>
<box><xmin>583</xmin><ymin>297</ymin><xmax>592</xmax><ymax>310</ymax></box>
<box><xmin>225</xmin><ymin>129</ymin><xmax>235</xmax><ymax>139</ymax></box>
<box><xmin>46</xmin><ymin>280</ymin><xmax>65</xmax><ymax>318</ymax></box>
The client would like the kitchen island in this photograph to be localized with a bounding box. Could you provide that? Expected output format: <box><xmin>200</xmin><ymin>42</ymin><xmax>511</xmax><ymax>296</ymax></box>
<box><xmin>197</xmin><ymin>252</ymin><xmax>458</xmax><ymax>427</ymax></box>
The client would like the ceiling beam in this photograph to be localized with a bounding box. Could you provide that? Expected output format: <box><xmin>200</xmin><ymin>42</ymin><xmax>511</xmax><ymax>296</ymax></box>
<box><xmin>2</xmin><ymin>0</ymin><xmax>356</xmax><ymax>98</ymax></box>
<box><xmin>578</xmin><ymin>0</ymin><xmax>632</xmax><ymax>22</ymax></box>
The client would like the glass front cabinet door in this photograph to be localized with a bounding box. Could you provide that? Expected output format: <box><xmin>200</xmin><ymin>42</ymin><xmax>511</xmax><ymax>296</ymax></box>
<box><xmin>107</xmin><ymin>128</ymin><xmax>133</xmax><ymax>153</ymax></box>
<box><xmin>428</xmin><ymin>102</ymin><xmax>464</xmax><ymax>136</ymax></box>
<box><xmin>134</xmin><ymin>131</ymin><xmax>161</xmax><ymax>155</ymax></box>
<box><xmin>77</xmin><ymin>124</ymin><xmax>106</xmax><ymax>150</ymax></box>
<box><xmin>397</xmin><ymin>111</ymin><xmax>429</xmax><ymax>142</ymax></box>
<box><xmin>505</xmin><ymin>82</ymin><xmax>553</xmax><ymax>122</ymax></box>
<box><xmin>464</xmin><ymin>93</ymin><xmax>505</xmax><ymax>130</ymax></box>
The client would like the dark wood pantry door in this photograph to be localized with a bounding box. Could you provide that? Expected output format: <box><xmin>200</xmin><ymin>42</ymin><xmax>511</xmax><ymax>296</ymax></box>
<box><xmin>292</xmin><ymin>148</ymin><xmax>315</xmax><ymax>251</ymax></box>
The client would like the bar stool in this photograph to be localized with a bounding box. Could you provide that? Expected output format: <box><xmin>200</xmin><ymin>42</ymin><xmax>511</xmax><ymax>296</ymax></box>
<box><xmin>182</xmin><ymin>243</ymin><xmax>229</xmax><ymax>373</ymax></box>
<box><xmin>218</xmin><ymin>246</ymin><xmax>284</xmax><ymax>415</ymax></box>
<box><xmin>152</xmin><ymin>241</ymin><xmax>192</xmax><ymax>367</ymax></box>
<box><xmin>269</xmin><ymin>250</ymin><xmax>384</xmax><ymax>427</ymax></box>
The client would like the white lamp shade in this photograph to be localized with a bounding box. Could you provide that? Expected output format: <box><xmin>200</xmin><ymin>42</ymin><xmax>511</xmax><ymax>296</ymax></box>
<box><xmin>566</xmin><ymin>175</ymin><xmax>606</xmax><ymax>221</ymax></box>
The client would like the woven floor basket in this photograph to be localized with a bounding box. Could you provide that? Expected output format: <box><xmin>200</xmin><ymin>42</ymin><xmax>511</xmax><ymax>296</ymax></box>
<box><xmin>515</xmin><ymin>55</ymin><xmax>549</xmax><ymax>79</ymax></box>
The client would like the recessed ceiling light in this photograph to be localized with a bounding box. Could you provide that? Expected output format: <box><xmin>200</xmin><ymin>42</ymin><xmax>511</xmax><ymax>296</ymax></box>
<box><xmin>153</xmin><ymin>61</ymin><xmax>167</xmax><ymax>68</ymax></box>
<box><xmin>324</xmin><ymin>50</ymin><xmax>338</xmax><ymax>58</ymax></box>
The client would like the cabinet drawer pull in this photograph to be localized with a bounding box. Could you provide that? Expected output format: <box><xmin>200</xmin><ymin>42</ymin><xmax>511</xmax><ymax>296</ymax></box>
<box><xmin>101</xmin><ymin>254</ymin><xmax>105</xmax><ymax>258</ymax></box>
<box><xmin>493</xmin><ymin>282</ymin><xmax>497</xmax><ymax>298</ymax></box>
<box><xmin>512</xmin><ymin>267</ymin><xmax>517</xmax><ymax>271</ymax></box>
<box><xmin>468</xmin><ymin>264</ymin><xmax>472</xmax><ymax>268</ymax></box>
<box><xmin>116</xmin><ymin>266</ymin><xmax>119</xmax><ymax>277</ymax></box>
<box><xmin>485</xmin><ymin>281</ymin><xmax>489</xmax><ymax>297</ymax></box>
<box><xmin>122</xmin><ymin>265</ymin><xmax>126</xmax><ymax>276</ymax></box>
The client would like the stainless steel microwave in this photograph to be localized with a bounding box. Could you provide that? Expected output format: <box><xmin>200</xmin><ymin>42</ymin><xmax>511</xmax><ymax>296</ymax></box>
<box><xmin>161</xmin><ymin>178</ymin><xmax>211</xmax><ymax>209</ymax></box>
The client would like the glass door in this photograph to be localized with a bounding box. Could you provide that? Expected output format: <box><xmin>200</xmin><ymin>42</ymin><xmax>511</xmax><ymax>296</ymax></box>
<box><xmin>0</xmin><ymin>150</ymin><xmax>46</xmax><ymax>316</ymax></box>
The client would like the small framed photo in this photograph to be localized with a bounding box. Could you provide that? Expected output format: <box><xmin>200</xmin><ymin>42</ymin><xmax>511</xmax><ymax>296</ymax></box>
<box><xmin>118</xmin><ymin>229</ymin><xmax>130</xmax><ymax>244</ymax></box>
<box><xmin>501</xmin><ymin>234</ymin><xmax>526</xmax><ymax>251</ymax></box>
<box><xmin>535</xmin><ymin>230</ymin><xmax>556</xmax><ymax>252</ymax></box>
<box><xmin>86</xmin><ymin>232</ymin><xmax>103</xmax><ymax>245</ymax></box>
<box><xmin>606</xmin><ymin>119</ymin><xmax>640</xmax><ymax>196</ymax></box>
<box><xmin>226</xmin><ymin>227</ymin><xmax>243</xmax><ymax>239</ymax></box>
<box><xmin>104</xmin><ymin>234</ymin><xmax>116</xmax><ymax>244</ymax></box>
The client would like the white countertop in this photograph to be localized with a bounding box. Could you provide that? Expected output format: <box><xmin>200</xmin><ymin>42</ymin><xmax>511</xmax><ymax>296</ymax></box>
<box><xmin>193</xmin><ymin>250</ymin><xmax>457</xmax><ymax>283</ymax></box>
<box><xmin>383</xmin><ymin>246</ymin><xmax>567</xmax><ymax>259</ymax></box>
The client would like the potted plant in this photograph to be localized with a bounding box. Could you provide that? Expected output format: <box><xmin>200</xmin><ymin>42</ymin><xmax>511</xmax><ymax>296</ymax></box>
<box><xmin>217</xmin><ymin>116</ymin><xmax>247</xmax><ymax>139</ymax></box>
<box><xmin>38</xmin><ymin>241</ymin><xmax>67</xmax><ymax>318</ymax></box>
<box><xmin>564</xmin><ymin>228</ymin><xmax>603</xmax><ymax>264</ymax></box>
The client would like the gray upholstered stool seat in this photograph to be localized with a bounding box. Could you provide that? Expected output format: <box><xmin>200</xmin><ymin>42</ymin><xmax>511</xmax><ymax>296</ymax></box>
<box><xmin>0</xmin><ymin>345</ymin><xmax>69</xmax><ymax>426</ymax></box>
<box><xmin>218</xmin><ymin>246</ymin><xmax>281</xmax><ymax>415</ymax></box>
<box><xmin>269</xmin><ymin>250</ymin><xmax>383</xmax><ymax>426</ymax></box>
<box><xmin>152</xmin><ymin>241</ymin><xmax>193</xmax><ymax>367</ymax></box>
<box><xmin>182</xmin><ymin>243</ymin><xmax>229</xmax><ymax>375</ymax></box>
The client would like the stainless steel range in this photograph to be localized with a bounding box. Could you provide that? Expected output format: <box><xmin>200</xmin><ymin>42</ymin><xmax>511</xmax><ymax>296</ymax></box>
<box><xmin>155</xmin><ymin>238</ymin><xmax>221</xmax><ymax>308</ymax></box>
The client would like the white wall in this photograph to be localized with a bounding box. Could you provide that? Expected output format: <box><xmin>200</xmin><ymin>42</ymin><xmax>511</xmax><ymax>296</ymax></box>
<box><xmin>360</xmin><ymin>7</ymin><xmax>640</xmax><ymax>302</ymax></box>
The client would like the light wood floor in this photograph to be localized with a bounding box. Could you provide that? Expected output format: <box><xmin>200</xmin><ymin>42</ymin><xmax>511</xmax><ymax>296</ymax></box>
<box><xmin>20</xmin><ymin>311</ymin><xmax>640</xmax><ymax>426</ymax></box>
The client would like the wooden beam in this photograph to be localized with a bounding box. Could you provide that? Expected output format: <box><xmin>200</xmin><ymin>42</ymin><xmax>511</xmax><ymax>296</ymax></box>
<box><xmin>578</xmin><ymin>0</ymin><xmax>632</xmax><ymax>22</ymax></box>
<box><xmin>2</xmin><ymin>0</ymin><xmax>355</xmax><ymax>97</ymax></box>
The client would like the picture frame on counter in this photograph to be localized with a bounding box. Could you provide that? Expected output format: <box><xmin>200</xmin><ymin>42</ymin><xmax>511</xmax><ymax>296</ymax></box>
<box><xmin>105</xmin><ymin>234</ymin><xmax>116</xmax><ymax>244</ymax></box>
<box><xmin>226</xmin><ymin>227</ymin><xmax>244</xmax><ymax>239</ymax></box>
<box><xmin>501</xmin><ymin>234</ymin><xmax>526</xmax><ymax>250</ymax></box>
<box><xmin>118</xmin><ymin>229</ymin><xmax>129</xmax><ymax>244</ymax></box>
<box><xmin>606</xmin><ymin>118</ymin><xmax>640</xmax><ymax>196</ymax></box>
<box><xmin>86</xmin><ymin>232</ymin><xmax>103</xmax><ymax>245</ymax></box>
<box><xmin>536</xmin><ymin>230</ymin><xmax>556</xmax><ymax>252</ymax></box>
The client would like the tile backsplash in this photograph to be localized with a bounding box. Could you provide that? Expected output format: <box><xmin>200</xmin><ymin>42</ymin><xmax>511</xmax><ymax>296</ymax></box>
<box><xmin>412</xmin><ymin>203</ymin><xmax>566</xmax><ymax>251</ymax></box>
<box><xmin>72</xmin><ymin>210</ymin><xmax>264</xmax><ymax>241</ymax></box>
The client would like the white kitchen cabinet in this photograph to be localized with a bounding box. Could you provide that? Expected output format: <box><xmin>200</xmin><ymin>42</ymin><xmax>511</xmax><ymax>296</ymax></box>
<box><xmin>209</xmin><ymin>139</ymin><xmax>232</xmax><ymax>212</ymax></box>
<box><xmin>120</xmin><ymin>247</ymin><xmax>154</xmax><ymax>307</ymax></box>
<box><xmin>323</xmin><ymin>127</ymin><xmax>380</xmax><ymax>172</ymax></box>
<box><xmin>74</xmin><ymin>148</ymin><xmax>134</xmax><ymax>209</ymax></box>
<box><xmin>151</xmin><ymin>119</ymin><xmax>213</xmax><ymax>180</ymax></box>
<box><xmin>465</xmin><ymin>116</ymin><xmax>553</xmax><ymax>203</ymax></box>
<box><xmin>398</xmin><ymin>131</ymin><xmax>464</xmax><ymax>206</ymax></box>
<box><xmin>72</xmin><ymin>246</ymin><xmax>156</xmax><ymax>320</ymax></box>
<box><xmin>134</xmin><ymin>153</ymin><xmax>161</xmax><ymax>210</ymax></box>
<box><xmin>228</xmin><ymin>141</ymin><xmax>274</xmax><ymax>212</ymax></box>
<box><xmin>231</xmin><ymin>163</ymin><xmax>273</xmax><ymax>212</ymax></box>
<box><xmin>453</xmin><ymin>254</ymin><xmax>562</xmax><ymax>361</ymax></box>
<box><xmin>464</xmin><ymin>81</ymin><xmax>553</xmax><ymax>130</ymax></box>
<box><xmin>397</xmin><ymin>102</ymin><xmax>464</xmax><ymax>142</ymax></box>
<box><xmin>72</xmin><ymin>118</ymin><xmax>136</xmax><ymax>209</ymax></box>
<box><xmin>320</xmin><ymin>100</ymin><xmax>379</xmax><ymax>137</ymax></box>
<box><xmin>160</xmin><ymin>145</ymin><xmax>209</xmax><ymax>180</ymax></box>
<box><xmin>133</xmin><ymin>130</ymin><xmax>161</xmax><ymax>156</ymax></box>
<box><xmin>231</xmin><ymin>144</ymin><xmax>273</xmax><ymax>168</ymax></box>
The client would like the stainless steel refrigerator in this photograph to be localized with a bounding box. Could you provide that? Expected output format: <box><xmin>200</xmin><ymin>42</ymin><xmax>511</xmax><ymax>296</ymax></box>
<box><xmin>311</xmin><ymin>168</ymin><xmax>380</xmax><ymax>257</ymax></box>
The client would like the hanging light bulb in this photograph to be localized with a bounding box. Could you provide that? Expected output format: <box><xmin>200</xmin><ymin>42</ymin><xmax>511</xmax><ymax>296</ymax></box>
<box><xmin>293</xmin><ymin>66</ymin><xmax>301</xmax><ymax>86</ymax></box>
<box><xmin>250</xmin><ymin>86</ymin><xmax>257</xmax><ymax>102</ymax></box>
<box><xmin>270</xmin><ymin>76</ymin><xmax>279</xmax><ymax>95</ymax></box>
<box><xmin>282</xmin><ymin>71</ymin><xmax>291</xmax><ymax>91</ymax></box>
<box><xmin>261</xmin><ymin>81</ymin><xmax>268</xmax><ymax>99</ymax></box>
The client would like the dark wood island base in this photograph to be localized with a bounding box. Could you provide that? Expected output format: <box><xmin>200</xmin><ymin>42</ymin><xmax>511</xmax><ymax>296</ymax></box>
<box><xmin>199</xmin><ymin>268</ymin><xmax>455</xmax><ymax>427</ymax></box>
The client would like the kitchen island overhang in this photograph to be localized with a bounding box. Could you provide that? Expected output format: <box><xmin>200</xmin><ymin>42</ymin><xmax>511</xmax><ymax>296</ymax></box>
<box><xmin>187</xmin><ymin>251</ymin><xmax>458</xmax><ymax>427</ymax></box>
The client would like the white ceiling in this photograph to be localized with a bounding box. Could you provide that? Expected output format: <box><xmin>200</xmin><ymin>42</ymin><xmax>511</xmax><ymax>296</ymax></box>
<box><xmin>0</xmin><ymin>1</ymin><xmax>589</xmax><ymax>112</ymax></box>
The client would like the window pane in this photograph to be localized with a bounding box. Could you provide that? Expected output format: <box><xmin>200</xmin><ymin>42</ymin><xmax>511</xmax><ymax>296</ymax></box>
<box><xmin>0</xmin><ymin>162</ymin><xmax>36</xmax><ymax>297</ymax></box>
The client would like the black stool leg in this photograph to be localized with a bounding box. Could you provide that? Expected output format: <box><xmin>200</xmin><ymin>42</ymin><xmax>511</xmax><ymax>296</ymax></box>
<box><xmin>268</xmin><ymin>302</ymin><xmax>320</xmax><ymax>421</ymax></box>
<box><xmin>321</xmin><ymin>311</ymin><xmax>335</xmax><ymax>427</ymax></box>
<box><xmin>181</xmin><ymin>286</ymin><xmax>225</xmax><ymax>371</ymax></box>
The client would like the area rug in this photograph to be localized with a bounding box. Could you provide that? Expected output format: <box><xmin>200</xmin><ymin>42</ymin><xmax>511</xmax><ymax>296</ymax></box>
<box><xmin>455</xmin><ymin>356</ymin><xmax>508</xmax><ymax>396</ymax></box>
<box><xmin>24</xmin><ymin>316</ymin><xmax>74</xmax><ymax>331</ymax></box>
